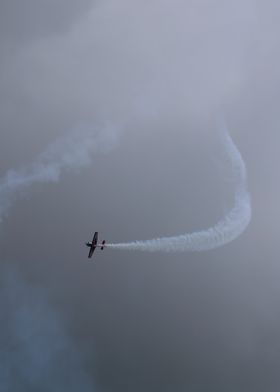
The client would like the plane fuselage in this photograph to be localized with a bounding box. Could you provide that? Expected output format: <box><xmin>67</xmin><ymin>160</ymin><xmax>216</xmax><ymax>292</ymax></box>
<box><xmin>85</xmin><ymin>232</ymin><xmax>106</xmax><ymax>258</ymax></box>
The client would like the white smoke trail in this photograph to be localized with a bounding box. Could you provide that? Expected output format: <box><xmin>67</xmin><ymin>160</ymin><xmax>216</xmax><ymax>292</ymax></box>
<box><xmin>0</xmin><ymin>125</ymin><xmax>118</xmax><ymax>221</ymax></box>
<box><xmin>0</xmin><ymin>121</ymin><xmax>250</xmax><ymax>254</ymax></box>
<box><xmin>106</xmin><ymin>128</ymin><xmax>251</xmax><ymax>252</ymax></box>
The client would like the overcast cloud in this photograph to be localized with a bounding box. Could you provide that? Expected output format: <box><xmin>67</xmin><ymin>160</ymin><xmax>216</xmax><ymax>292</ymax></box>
<box><xmin>0</xmin><ymin>0</ymin><xmax>280</xmax><ymax>391</ymax></box>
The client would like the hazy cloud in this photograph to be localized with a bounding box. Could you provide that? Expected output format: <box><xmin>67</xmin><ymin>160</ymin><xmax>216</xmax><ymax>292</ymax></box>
<box><xmin>0</xmin><ymin>1</ymin><xmax>279</xmax><ymax>391</ymax></box>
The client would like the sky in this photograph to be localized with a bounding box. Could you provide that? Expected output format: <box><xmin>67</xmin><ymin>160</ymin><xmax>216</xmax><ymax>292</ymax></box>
<box><xmin>0</xmin><ymin>0</ymin><xmax>279</xmax><ymax>391</ymax></box>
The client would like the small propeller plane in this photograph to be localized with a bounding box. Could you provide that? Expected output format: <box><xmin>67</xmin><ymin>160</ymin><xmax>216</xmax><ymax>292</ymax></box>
<box><xmin>85</xmin><ymin>232</ymin><xmax>106</xmax><ymax>258</ymax></box>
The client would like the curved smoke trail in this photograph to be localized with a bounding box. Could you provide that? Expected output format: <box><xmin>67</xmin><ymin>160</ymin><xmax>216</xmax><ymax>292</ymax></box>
<box><xmin>107</xmin><ymin>129</ymin><xmax>251</xmax><ymax>252</ymax></box>
<box><xmin>0</xmin><ymin>122</ymin><xmax>251</xmax><ymax>253</ymax></box>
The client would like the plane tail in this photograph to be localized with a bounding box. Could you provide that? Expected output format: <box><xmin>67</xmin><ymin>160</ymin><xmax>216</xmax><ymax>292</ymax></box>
<box><xmin>101</xmin><ymin>240</ymin><xmax>106</xmax><ymax>250</ymax></box>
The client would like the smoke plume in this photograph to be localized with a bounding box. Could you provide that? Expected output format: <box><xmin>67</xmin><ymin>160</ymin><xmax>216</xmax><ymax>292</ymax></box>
<box><xmin>0</xmin><ymin>121</ymin><xmax>251</xmax><ymax>253</ymax></box>
<box><xmin>0</xmin><ymin>125</ymin><xmax>118</xmax><ymax>221</ymax></box>
<box><xmin>107</xmin><ymin>127</ymin><xmax>251</xmax><ymax>252</ymax></box>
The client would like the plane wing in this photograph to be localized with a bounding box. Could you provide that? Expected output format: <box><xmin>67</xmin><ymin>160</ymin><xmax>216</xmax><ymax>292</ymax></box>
<box><xmin>88</xmin><ymin>246</ymin><xmax>96</xmax><ymax>258</ymax></box>
<box><xmin>92</xmin><ymin>232</ymin><xmax>98</xmax><ymax>246</ymax></box>
<box><xmin>88</xmin><ymin>232</ymin><xmax>98</xmax><ymax>258</ymax></box>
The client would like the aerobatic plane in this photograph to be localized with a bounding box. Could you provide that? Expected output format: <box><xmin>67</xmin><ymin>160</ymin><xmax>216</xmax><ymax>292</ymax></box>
<box><xmin>85</xmin><ymin>232</ymin><xmax>106</xmax><ymax>258</ymax></box>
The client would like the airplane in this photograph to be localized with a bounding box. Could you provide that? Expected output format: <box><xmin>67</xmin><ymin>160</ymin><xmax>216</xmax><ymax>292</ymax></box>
<box><xmin>85</xmin><ymin>232</ymin><xmax>106</xmax><ymax>258</ymax></box>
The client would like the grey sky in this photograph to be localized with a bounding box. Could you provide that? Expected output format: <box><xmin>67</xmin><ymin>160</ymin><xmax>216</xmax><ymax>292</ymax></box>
<box><xmin>0</xmin><ymin>1</ymin><xmax>279</xmax><ymax>391</ymax></box>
